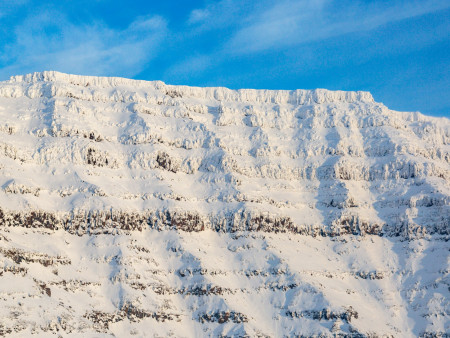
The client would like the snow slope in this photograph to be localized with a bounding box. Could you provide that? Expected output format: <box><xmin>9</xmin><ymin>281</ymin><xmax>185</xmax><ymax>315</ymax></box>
<box><xmin>0</xmin><ymin>72</ymin><xmax>448</xmax><ymax>336</ymax></box>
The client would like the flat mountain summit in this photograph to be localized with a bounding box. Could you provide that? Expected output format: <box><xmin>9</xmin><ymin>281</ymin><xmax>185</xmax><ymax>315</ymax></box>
<box><xmin>0</xmin><ymin>72</ymin><xmax>448</xmax><ymax>336</ymax></box>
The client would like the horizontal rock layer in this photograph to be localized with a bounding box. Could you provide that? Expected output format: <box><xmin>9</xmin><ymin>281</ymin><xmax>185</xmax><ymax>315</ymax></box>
<box><xmin>0</xmin><ymin>208</ymin><xmax>448</xmax><ymax>238</ymax></box>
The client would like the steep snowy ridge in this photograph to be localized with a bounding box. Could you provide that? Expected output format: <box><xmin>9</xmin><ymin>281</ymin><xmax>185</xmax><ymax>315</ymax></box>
<box><xmin>0</xmin><ymin>72</ymin><xmax>448</xmax><ymax>337</ymax></box>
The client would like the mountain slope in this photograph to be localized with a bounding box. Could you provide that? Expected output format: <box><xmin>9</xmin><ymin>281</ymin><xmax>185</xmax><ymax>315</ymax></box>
<box><xmin>0</xmin><ymin>72</ymin><xmax>448</xmax><ymax>336</ymax></box>
<box><xmin>0</xmin><ymin>71</ymin><xmax>448</xmax><ymax>236</ymax></box>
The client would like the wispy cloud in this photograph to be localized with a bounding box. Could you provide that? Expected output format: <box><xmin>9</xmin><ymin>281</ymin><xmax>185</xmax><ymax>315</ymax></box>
<box><xmin>167</xmin><ymin>0</ymin><xmax>449</xmax><ymax>80</ymax></box>
<box><xmin>185</xmin><ymin>0</ymin><xmax>244</xmax><ymax>31</ymax></box>
<box><xmin>0</xmin><ymin>10</ymin><xmax>167</xmax><ymax>79</ymax></box>
<box><xmin>187</xmin><ymin>9</ymin><xmax>210</xmax><ymax>25</ymax></box>
<box><xmin>222</xmin><ymin>0</ymin><xmax>450</xmax><ymax>54</ymax></box>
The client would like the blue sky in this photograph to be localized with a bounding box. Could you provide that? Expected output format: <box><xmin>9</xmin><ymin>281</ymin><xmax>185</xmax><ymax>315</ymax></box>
<box><xmin>0</xmin><ymin>0</ymin><xmax>448</xmax><ymax>117</ymax></box>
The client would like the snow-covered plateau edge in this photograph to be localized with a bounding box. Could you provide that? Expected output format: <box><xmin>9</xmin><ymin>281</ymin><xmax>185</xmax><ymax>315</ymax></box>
<box><xmin>7</xmin><ymin>71</ymin><xmax>375</xmax><ymax>105</ymax></box>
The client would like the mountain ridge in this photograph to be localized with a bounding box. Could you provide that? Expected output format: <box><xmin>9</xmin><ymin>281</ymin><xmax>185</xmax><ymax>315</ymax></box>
<box><xmin>0</xmin><ymin>71</ymin><xmax>448</xmax><ymax>238</ymax></box>
<box><xmin>0</xmin><ymin>72</ymin><xmax>448</xmax><ymax>336</ymax></box>
<box><xmin>7</xmin><ymin>70</ymin><xmax>375</xmax><ymax>105</ymax></box>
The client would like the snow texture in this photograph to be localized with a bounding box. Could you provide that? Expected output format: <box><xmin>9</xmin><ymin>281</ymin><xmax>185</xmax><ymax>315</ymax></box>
<box><xmin>0</xmin><ymin>71</ymin><xmax>448</xmax><ymax>336</ymax></box>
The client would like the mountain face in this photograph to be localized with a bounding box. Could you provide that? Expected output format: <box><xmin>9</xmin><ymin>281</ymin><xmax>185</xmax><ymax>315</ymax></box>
<box><xmin>0</xmin><ymin>71</ymin><xmax>448</xmax><ymax>336</ymax></box>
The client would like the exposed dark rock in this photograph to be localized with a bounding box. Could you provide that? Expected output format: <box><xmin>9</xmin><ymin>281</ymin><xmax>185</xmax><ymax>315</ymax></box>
<box><xmin>286</xmin><ymin>307</ymin><xmax>359</xmax><ymax>323</ymax></box>
<box><xmin>198</xmin><ymin>311</ymin><xmax>248</xmax><ymax>324</ymax></box>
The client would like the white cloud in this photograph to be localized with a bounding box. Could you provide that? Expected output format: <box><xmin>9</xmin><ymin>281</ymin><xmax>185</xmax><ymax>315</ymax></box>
<box><xmin>188</xmin><ymin>9</ymin><xmax>210</xmax><ymax>25</ymax></box>
<box><xmin>185</xmin><ymin>0</ymin><xmax>242</xmax><ymax>31</ymax></box>
<box><xmin>224</xmin><ymin>0</ymin><xmax>327</xmax><ymax>54</ymax></box>
<box><xmin>165</xmin><ymin>0</ymin><xmax>449</xmax><ymax>82</ymax></box>
<box><xmin>200</xmin><ymin>0</ymin><xmax>450</xmax><ymax>55</ymax></box>
<box><xmin>0</xmin><ymin>11</ymin><xmax>167</xmax><ymax>79</ymax></box>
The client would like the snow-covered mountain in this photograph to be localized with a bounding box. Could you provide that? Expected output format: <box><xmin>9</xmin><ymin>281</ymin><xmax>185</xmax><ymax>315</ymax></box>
<box><xmin>0</xmin><ymin>71</ymin><xmax>448</xmax><ymax>336</ymax></box>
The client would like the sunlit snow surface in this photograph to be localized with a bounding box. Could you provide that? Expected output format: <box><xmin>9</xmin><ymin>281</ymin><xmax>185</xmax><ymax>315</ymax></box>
<box><xmin>0</xmin><ymin>72</ymin><xmax>448</xmax><ymax>336</ymax></box>
<box><xmin>0</xmin><ymin>228</ymin><xmax>448</xmax><ymax>336</ymax></box>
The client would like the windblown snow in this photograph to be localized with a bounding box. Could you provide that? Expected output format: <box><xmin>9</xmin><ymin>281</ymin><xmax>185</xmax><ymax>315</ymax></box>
<box><xmin>0</xmin><ymin>71</ymin><xmax>448</xmax><ymax>337</ymax></box>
